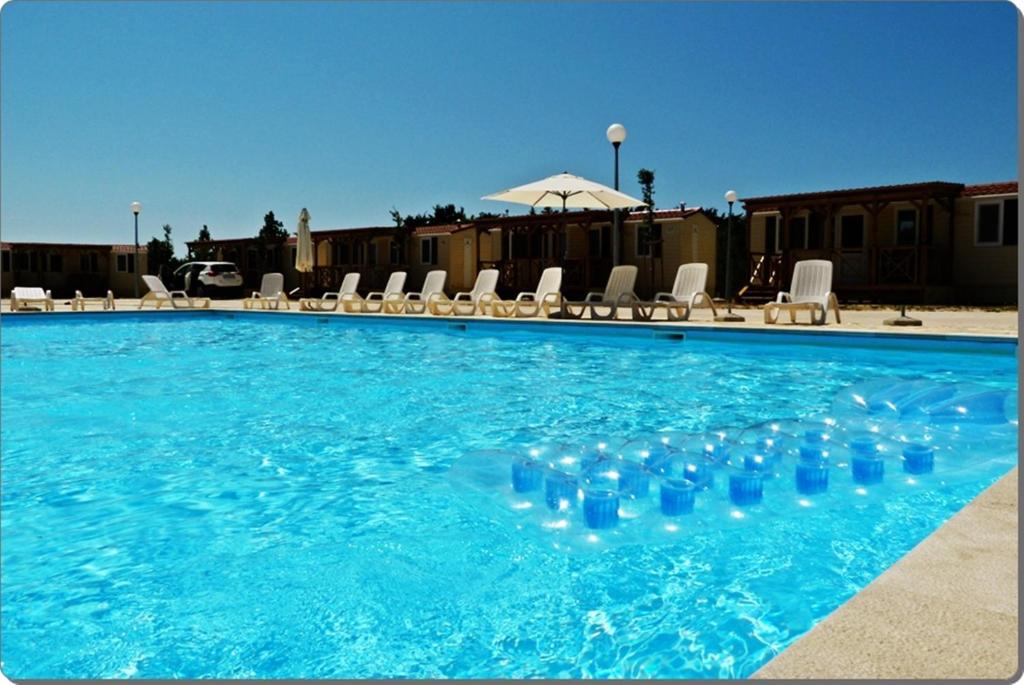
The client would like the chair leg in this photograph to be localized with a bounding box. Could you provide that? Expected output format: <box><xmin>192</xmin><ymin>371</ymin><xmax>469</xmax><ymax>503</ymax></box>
<box><xmin>829</xmin><ymin>294</ymin><xmax>841</xmax><ymax>324</ymax></box>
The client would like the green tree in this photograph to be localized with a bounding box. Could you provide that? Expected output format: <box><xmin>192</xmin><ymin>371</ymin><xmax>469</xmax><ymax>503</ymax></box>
<box><xmin>704</xmin><ymin>206</ymin><xmax>748</xmax><ymax>299</ymax></box>
<box><xmin>188</xmin><ymin>224</ymin><xmax>216</xmax><ymax>261</ymax></box>
<box><xmin>636</xmin><ymin>168</ymin><xmax>658</xmax><ymax>254</ymax></box>
<box><xmin>257</xmin><ymin>211</ymin><xmax>287</xmax><ymax>243</ymax></box>
<box><xmin>146</xmin><ymin>224</ymin><xmax>178</xmax><ymax>276</ymax></box>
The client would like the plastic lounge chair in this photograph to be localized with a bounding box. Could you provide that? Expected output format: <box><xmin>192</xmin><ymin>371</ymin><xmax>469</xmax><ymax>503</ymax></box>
<box><xmin>298</xmin><ymin>273</ymin><xmax>360</xmax><ymax>312</ymax></box>
<box><xmin>244</xmin><ymin>273</ymin><xmax>289</xmax><ymax>310</ymax></box>
<box><xmin>350</xmin><ymin>271</ymin><xmax>407</xmax><ymax>313</ymax></box>
<box><xmin>561</xmin><ymin>265</ymin><xmax>638</xmax><ymax>320</ymax></box>
<box><xmin>428</xmin><ymin>269</ymin><xmax>499</xmax><ymax>316</ymax></box>
<box><xmin>139</xmin><ymin>274</ymin><xmax>211</xmax><ymax>309</ymax></box>
<box><xmin>632</xmin><ymin>263</ymin><xmax>717</xmax><ymax>322</ymax></box>
<box><xmin>385</xmin><ymin>270</ymin><xmax>446</xmax><ymax>314</ymax></box>
<box><xmin>9</xmin><ymin>287</ymin><xmax>54</xmax><ymax>311</ymax></box>
<box><xmin>72</xmin><ymin>290</ymin><xmax>115</xmax><ymax>311</ymax></box>
<box><xmin>489</xmin><ymin>267</ymin><xmax>562</xmax><ymax>318</ymax></box>
<box><xmin>763</xmin><ymin>259</ymin><xmax>841</xmax><ymax>325</ymax></box>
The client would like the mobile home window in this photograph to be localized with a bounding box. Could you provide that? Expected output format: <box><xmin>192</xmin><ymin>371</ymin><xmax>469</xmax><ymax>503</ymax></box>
<box><xmin>975</xmin><ymin>202</ymin><xmax>1001</xmax><ymax>245</ymax></box>
<box><xmin>46</xmin><ymin>254</ymin><xmax>63</xmax><ymax>272</ymax></box>
<box><xmin>116</xmin><ymin>253</ymin><xmax>135</xmax><ymax>273</ymax></box>
<box><xmin>1</xmin><ymin>250</ymin><xmax>9</xmax><ymax>272</ymax></box>
<box><xmin>420</xmin><ymin>237</ymin><xmax>438</xmax><ymax>265</ymax></box>
<box><xmin>1002</xmin><ymin>199</ymin><xmax>1018</xmax><ymax>246</ymax></box>
<box><xmin>635</xmin><ymin>224</ymin><xmax>663</xmax><ymax>258</ymax></box>
<box><xmin>79</xmin><ymin>253</ymin><xmax>99</xmax><ymax>273</ymax></box>
<box><xmin>367</xmin><ymin>243</ymin><xmax>377</xmax><ymax>266</ymax></box>
<box><xmin>389</xmin><ymin>239</ymin><xmax>403</xmax><ymax>265</ymax></box>
<box><xmin>839</xmin><ymin>215</ymin><xmax>865</xmax><ymax>250</ymax></box>
<box><xmin>788</xmin><ymin>217</ymin><xmax>807</xmax><ymax>249</ymax></box>
<box><xmin>807</xmin><ymin>213</ymin><xmax>825</xmax><ymax>249</ymax></box>
<box><xmin>12</xmin><ymin>252</ymin><xmax>29</xmax><ymax>271</ymax></box>
<box><xmin>764</xmin><ymin>215</ymin><xmax>780</xmax><ymax>254</ymax></box>
<box><xmin>587</xmin><ymin>227</ymin><xmax>604</xmax><ymax>258</ymax></box>
<box><xmin>895</xmin><ymin>208</ymin><xmax>918</xmax><ymax>246</ymax></box>
<box><xmin>333</xmin><ymin>242</ymin><xmax>350</xmax><ymax>265</ymax></box>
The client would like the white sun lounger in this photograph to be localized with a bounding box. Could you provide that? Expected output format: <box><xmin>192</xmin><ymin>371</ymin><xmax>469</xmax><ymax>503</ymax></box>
<box><xmin>385</xmin><ymin>270</ymin><xmax>446</xmax><ymax>314</ymax></box>
<box><xmin>349</xmin><ymin>271</ymin><xmax>407</xmax><ymax>313</ymax></box>
<box><xmin>428</xmin><ymin>269</ymin><xmax>499</xmax><ymax>315</ymax></box>
<box><xmin>139</xmin><ymin>274</ymin><xmax>211</xmax><ymax>309</ymax></box>
<box><xmin>562</xmin><ymin>265</ymin><xmax>638</xmax><ymax>320</ymax></box>
<box><xmin>633</xmin><ymin>263</ymin><xmax>717</xmax><ymax>321</ymax></box>
<box><xmin>299</xmin><ymin>272</ymin><xmax>361</xmax><ymax>312</ymax></box>
<box><xmin>9</xmin><ymin>287</ymin><xmax>54</xmax><ymax>311</ymax></box>
<box><xmin>763</xmin><ymin>259</ymin><xmax>841</xmax><ymax>325</ymax></box>
<box><xmin>72</xmin><ymin>290</ymin><xmax>115</xmax><ymax>311</ymax></box>
<box><xmin>244</xmin><ymin>273</ymin><xmax>289</xmax><ymax>310</ymax></box>
<box><xmin>489</xmin><ymin>267</ymin><xmax>562</xmax><ymax>318</ymax></box>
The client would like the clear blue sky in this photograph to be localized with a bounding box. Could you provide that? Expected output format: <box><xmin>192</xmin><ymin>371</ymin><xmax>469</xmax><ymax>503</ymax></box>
<box><xmin>1</xmin><ymin>1</ymin><xmax>1017</xmax><ymax>254</ymax></box>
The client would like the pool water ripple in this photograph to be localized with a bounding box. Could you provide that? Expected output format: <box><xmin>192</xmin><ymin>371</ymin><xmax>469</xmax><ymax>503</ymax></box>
<box><xmin>0</xmin><ymin>315</ymin><xmax>1016</xmax><ymax>678</ymax></box>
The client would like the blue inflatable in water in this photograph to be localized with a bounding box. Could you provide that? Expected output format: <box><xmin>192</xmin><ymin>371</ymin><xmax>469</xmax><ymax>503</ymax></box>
<box><xmin>447</xmin><ymin>379</ymin><xmax>1016</xmax><ymax>553</ymax></box>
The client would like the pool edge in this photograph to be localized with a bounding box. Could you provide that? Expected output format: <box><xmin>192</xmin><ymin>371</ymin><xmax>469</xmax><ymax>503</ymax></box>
<box><xmin>753</xmin><ymin>467</ymin><xmax>1019</xmax><ymax>680</ymax></box>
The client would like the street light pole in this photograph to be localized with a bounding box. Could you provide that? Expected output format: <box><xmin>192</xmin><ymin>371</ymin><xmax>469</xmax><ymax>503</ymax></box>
<box><xmin>606</xmin><ymin>123</ymin><xmax>627</xmax><ymax>266</ymax></box>
<box><xmin>715</xmin><ymin>190</ymin><xmax>745</xmax><ymax>322</ymax></box>
<box><xmin>131</xmin><ymin>201</ymin><xmax>142</xmax><ymax>298</ymax></box>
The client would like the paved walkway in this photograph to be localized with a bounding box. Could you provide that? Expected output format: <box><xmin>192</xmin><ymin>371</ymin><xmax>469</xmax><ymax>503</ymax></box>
<box><xmin>755</xmin><ymin>468</ymin><xmax>1018</xmax><ymax>680</ymax></box>
<box><xmin>4</xmin><ymin>299</ymin><xmax>1019</xmax><ymax>338</ymax></box>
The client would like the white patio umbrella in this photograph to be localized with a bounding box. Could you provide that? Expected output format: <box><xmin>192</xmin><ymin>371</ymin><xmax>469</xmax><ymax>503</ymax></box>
<box><xmin>483</xmin><ymin>172</ymin><xmax>646</xmax><ymax>264</ymax></box>
<box><xmin>482</xmin><ymin>172</ymin><xmax>646</xmax><ymax>211</ymax></box>
<box><xmin>295</xmin><ymin>208</ymin><xmax>313</xmax><ymax>273</ymax></box>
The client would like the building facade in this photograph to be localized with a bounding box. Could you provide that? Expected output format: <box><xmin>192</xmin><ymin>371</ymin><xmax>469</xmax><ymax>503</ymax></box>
<box><xmin>190</xmin><ymin>208</ymin><xmax>720</xmax><ymax>300</ymax></box>
<box><xmin>740</xmin><ymin>181</ymin><xmax>1017</xmax><ymax>304</ymax></box>
<box><xmin>1</xmin><ymin>242</ymin><xmax>149</xmax><ymax>298</ymax></box>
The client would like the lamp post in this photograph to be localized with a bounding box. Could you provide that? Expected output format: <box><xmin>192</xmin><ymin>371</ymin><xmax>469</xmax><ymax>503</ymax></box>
<box><xmin>131</xmin><ymin>201</ymin><xmax>142</xmax><ymax>298</ymax></box>
<box><xmin>714</xmin><ymin>190</ymin><xmax>745</xmax><ymax>322</ymax></box>
<box><xmin>606</xmin><ymin>123</ymin><xmax>627</xmax><ymax>266</ymax></box>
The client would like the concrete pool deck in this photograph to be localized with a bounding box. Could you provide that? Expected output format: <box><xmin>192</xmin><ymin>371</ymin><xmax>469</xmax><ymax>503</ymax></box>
<box><xmin>4</xmin><ymin>298</ymin><xmax>1019</xmax><ymax>337</ymax></box>
<box><xmin>2</xmin><ymin>297</ymin><xmax>1019</xmax><ymax>677</ymax></box>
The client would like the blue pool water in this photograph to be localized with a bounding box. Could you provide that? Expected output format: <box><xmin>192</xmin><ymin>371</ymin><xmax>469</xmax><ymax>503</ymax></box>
<box><xmin>1</xmin><ymin>312</ymin><xmax>1017</xmax><ymax>678</ymax></box>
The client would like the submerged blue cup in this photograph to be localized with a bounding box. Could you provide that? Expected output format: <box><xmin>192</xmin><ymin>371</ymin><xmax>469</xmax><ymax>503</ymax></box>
<box><xmin>743</xmin><ymin>454</ymin><xmax>767</xmax><ymax>473</ymax></box>
<box><xmin>729</xmin><ymin>472</ymin><xmax>763</xmax><ymax>506</ymax></box>
<box><xmin>852</xmin><ymin>455</ymin><xmax>884</xmax><ymax>485</ymax></box>
<box><xmin>903</xmin><ymin>443</ymin><xmax>935</xmax><ymax>475</ymax></box>
<box><xmin>684</xmin><ymin>462</ymin><xmax>714</xmax><ymax>490</ymax></box>
<box><xmin>796</xmin><ymin>462</ymin><xmax>829</xmax><ymax>495</ymax></box>
<box><xmin>618</xmin><ymin>461</ymin><xmax>650</xmax><ymax>498</ymax></box>
<box><xmin>583</xmin><ymin>489</ymin><xmax>619</xmax><ymax>529</ymax></box>
<box><xmin>799</xmin><ymin>445</ymin><xmax>827</xmax><ymax>465</ymax></box>
<box><xmin>544</xmin><ymin>472</ymin><xmax>578</xmax><ymax>510</ymax></box>
<box><xmin>660</xmin><ymin>478</ymin><xmax>695</xmax><ymax>516</ymax></box>
<box><xmin>511</xmin><ymin>458</ymin><xmax>543</xmax><ymax>493</ymax></box>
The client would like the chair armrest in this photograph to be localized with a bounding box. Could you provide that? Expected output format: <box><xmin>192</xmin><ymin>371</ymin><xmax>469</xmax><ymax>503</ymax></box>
<box><xmin>404</xmin><ymin>292</ymin><xmax>424</xmax><ymax>301</ymax></box>
<box><xmin>775</xmin><ymin>291</ymin><xmax>792</xmax><ymax>303</ymax></box>
<box><xmin>453</xmin><ymin>292</ymin><xmax>472</xmax><ymax>301</ymax></box>
<box><xmin>653</xmin><ymin>292</ymin><xmax>678</xmax><ymax>302</ymax></box>
<box><xmin>583</xmin><ymin>291</ymin><xmax>604</xmax><ymax>302</ymax></box>
<box><xmin>540</xmin><ymin>292</ymin><xmax>561</xmax><ymax>305</ymax></box>
<box><xmin>365</xmin><ymin>291</ymin><xmax>384</xmax><ymax>300</ymax></box>
<box><xmin>515</xmin><ymin>292</ymin><xmax>537</xmax><ymax>302</ymax></box>
<box><xmin>321</xmin><ymin>292</ymin><xmax>340</xmax><ymax>300</ymax></box>
<box><xmin>616</xmin><ymin>292</ymin><xmax>638</xmax><ymax>306</ymax></box>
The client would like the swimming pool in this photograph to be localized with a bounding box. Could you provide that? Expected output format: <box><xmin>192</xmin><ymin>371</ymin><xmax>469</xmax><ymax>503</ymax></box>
<box><xmin>1</xmin><ymin>312</ymin><xmax>1017</xmax><ymax>678</ymax></box>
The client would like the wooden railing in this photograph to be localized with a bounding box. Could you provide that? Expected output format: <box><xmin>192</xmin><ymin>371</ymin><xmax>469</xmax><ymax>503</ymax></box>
<box><xmin>312</xmin><ymin>264</ymin><xmax>407</xmax><ymax>293</ymax></box>
<box><xmin>745</xmin><ymin>246</ymin><xmax>938</xmax><ymax>294</ymax></box>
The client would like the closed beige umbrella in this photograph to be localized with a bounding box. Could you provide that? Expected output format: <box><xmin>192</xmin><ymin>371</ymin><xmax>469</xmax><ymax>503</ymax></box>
<box><xmin>295</xmin><ymin>208</ymin><xmax>313</xmax><ymax>273</ymax></box>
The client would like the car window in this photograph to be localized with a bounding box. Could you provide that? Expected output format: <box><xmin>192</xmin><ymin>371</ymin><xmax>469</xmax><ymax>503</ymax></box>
<box><xmin>209</xmin><ymin>264</ymin><xmax>238</xmax><ymax>274</ymax></box>
<box><xmin>173</xmin><ymin>264</ymin><xmax>190</xmax><ymax>276</ymax></box>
